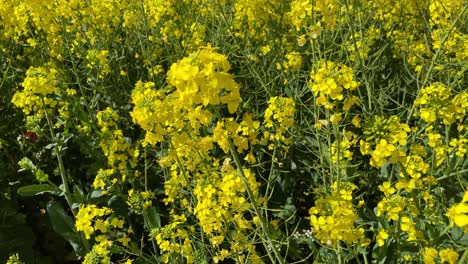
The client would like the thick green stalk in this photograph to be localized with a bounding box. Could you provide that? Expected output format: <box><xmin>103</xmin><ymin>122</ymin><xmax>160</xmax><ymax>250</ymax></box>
<box><xmin>43</xmin><ymin>103</ymin><xmax>76</xmax><ymax>216</ymax></box>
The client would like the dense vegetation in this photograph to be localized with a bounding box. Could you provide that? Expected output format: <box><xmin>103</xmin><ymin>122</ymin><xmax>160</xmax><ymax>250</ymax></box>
<box><xmin>1</xmin><ymin>1</ymin><xmax>467</xmax><ymax>263</ymax></box>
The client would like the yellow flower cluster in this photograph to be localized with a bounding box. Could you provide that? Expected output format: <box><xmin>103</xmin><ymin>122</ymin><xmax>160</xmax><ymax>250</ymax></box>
<box><xmin>423</xmin><ymin>130</ymin><xmax>450</xmax><ymax>167</ymax></box>
<box><xmin>377</xmin><ymin>193</ymin><xmax>418</xmax><ymax>221</ymax></box>
<box><xmin>131</xmin><ymin>47</ymin><xmax>266</xmax><ymax>262</ymax></box>
<box><xmin>86</xmin><ymin>49</ymin><xmax>110</xmax><ymax>79</ymax></box>
<box><xmin>167</xmin><ymin>46</ymin><xmax>240</xmax><ymax>113</ymax></box>
<box><xmin>414</xmin><ymin>83</ymin><xmax>455</xmax><ymax>125</ymax></box>
<box><xmin>131</xmin><ymin>46</ymin><xmax>241</xmax><ymax>146</ymax></box>
<box><xmin>96</xmin><ymin>108</ymin><xmax>136</xmax><ymax>187</ymax></box>
<box><xmin>154</xmin><ymin>164</ymin><xmax>262</xmax><ymax>263</ymax></box>
<box><xmin>143</xmin><ymin>0</ymin><xmax>175</xmax><ymax>31</ymax></box>
<box><xmin>126</xmin><ymin>189</ymin><xmax>155</xmax><ymax>213</ymax></box>
<box><xmin>376</xmin><ymin>194</ymin><xmax>421</xmax><ymax>241</ymax></box>
<box><xmin>193</xmin><ymin>165</ymin><xmax>259</xmax><ymax>253</ymax></box>
<box><xmin>422</xmin><ymin>247</ymin><xmax>459</xmax><ymax>264</ymax></box>
<box><xmin>368</xmin><ymin>139</ymin><xmax>397</xmax><ymax>168</ymax></box>
<box><xmin>76</xmin><ymin>204</ymin><xmax>113</xmax><ymax>239</ymax></box>
<box><xmin>450</xmin><ymin>136</ymin><xmax>468</xmax><ymax>158</ymax></box>
<box><xmin>309</xmin><ymin>60</ymin><xmax>360</xmax><ymax>110</ymax></box>
<box><xmin>373</xmin><ymin>131</ymin><xmax>451</xmax><ymax>246</ymax></box>
<box><xmin>130</xmin><ymin>81</ymin><xmax>169</xmax><ymax>146</ymax></box>
<box><xmin>279</xmin><ymin>51</ymin><xmax>302</xmax><ymax>72</ymax></box>
<box><xmin>330</xmin><ymin>131</ymin><xmax>358</xmax><ymax>163</ymax></box>
<box><xmin>288</xmin><ymin>0</ymin><xmax>313</xmax><ymax>31</ymax></box>
<box><xmin>362</xmin><ymin>115</ymin><xmax>410</xmax><ymax>145</ymax></box>
<box><xmin>161</xmin><ymin>162</ymin><xmax>261</xmax><ymax>262</ymax></box>
<box><xmin>361</xmin><ymin>115</ymin><xmax>410</xmax><ymax>168</ymax></box>
<box><xmin>374</xmin><ymin>0</ymin><xmax>426</xmax><ymax>65</ymax></box>
<box><xmin>92</xmin><ymin>168</ymin><xmax>114</xmax><ymax>192</ymax></box>
<box><xmin>82</xmin><ymin>242</ymin><xmax>111</xmax><ymax>264</ymax></box>
<box><xmin>398</xmin><ymin>154</ymin><xmax>430</xmax><ymax>192</ymax></box>
<box><xmin>415</xmin><ymin>83</ymin><xmax>468</xmax><ymax>126</ymax></box>
<box><xmin>428</xmin><ymin>0</ymin><xmax>468</xmax><ymax>75</ymax></box>
<box><xmin>288</xmin><ymin>0</ymin><xmax>341</xmax><ymax>33</ymax></box>
<box><xmin>309</xmin><ymin>182</ymin><xmax>369</xmax><ymax>246</ymax></box>
<box><xmin>376</xmin><ymin>150</ymin><xmax>443</xmax><ymax>241</ymax></box>
<box><xmin>451</xmin><ymin>92</ymin><xmax>468</xmax><ymax>122</ymax></box>
<box><xmin>263</xmin><ymin>96</ymin><xmax>295</xmax><ymax>148</ymax></box>
<box><xmin>376</xmin><ymin>229</ymin><xmax>389</xmax><ymax>247</ymax></box>
<box><xmin>213</xmin><ymin>114</ymin><xmax>260</xmax><ymax>155</ymax></box>
<box><xmin>76</xmin><ymin>204</ymin><xmax>131</xmax><ymax>262</ymax></box>
<box><xmin>232</xmin><ymin>0</ymin><xmax>282</xmax><ymax>41</ymax></box>
<box><xmin>143</xmin><ymin>0</ymin><xmax>207</xmax><ymax>51</ymax></box>
<box><xmin>151</xmin><ymin>213</ymin><xmax>194</xmax><ymax>263</ymax></box>
<box><xmin>0</xmin><ymin>0</ymin><xmax>125</xmax><ymax>59</ymax></box>
<box><xmin>11</xmin><ymin>66</ymin><xmax>59</xmax><ymax>117</ymax></box>
<box><xmin>372</xmin><ymin>0</ymin><xmax>468</xmax><ymax>75</ymax></box>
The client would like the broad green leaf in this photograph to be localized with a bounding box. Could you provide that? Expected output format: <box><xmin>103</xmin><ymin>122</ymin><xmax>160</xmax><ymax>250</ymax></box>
<box><xmin>17</xmin><ymin>184</ymin><xmax>60</xmax><ymax>196</ymax></box>
<box><xmin>143</xmin><ymin>206</ymin><xmax>161</xmax><ymax>230</ymax></box>
<box><xmin>46</xmin><ymin>201</ymin><xmax>88</xmax><ymax>256</ymax></box>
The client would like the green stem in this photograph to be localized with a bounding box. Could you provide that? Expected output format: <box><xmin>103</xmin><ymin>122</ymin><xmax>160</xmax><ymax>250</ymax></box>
<box><xmin>42</xmin><ymin>102</ymin><xmax>76</xmax><ymax>216</ymax></box>
<box><xmin>336</xmin><ymin>246</ymin><xmax>343</xmax><ymax>264</ymax></box>
<box><xmin>436</xmin><ymin>169</ymin><xmax>468</xmax><ymax>181</ymax></box>
<box><xmin>363</xmin><ymin>250</ymin><xmax>369</xmax><ymax>264</ymax></box>
<box><xmin>144</xmin><ymin>149</ymin><xmax>149</xmax><ymax>192</ymax></box>
<box><xmin>227</xmin><ymin>138</ymin><xmax>284</xmax><ymax>264</ymax></box>
<box><xmin>43</xmin><ymin>102</ymin><xmax>90</xmax><ymax>253</ymax></box>
<box><xmin>264</xmin><ymin>144</ymin><xmax>278</xmax><ymax>203</ymax></box>
<box><xmin>436</xmin><ymin>225</ymin><xmax>452</xmax><ymax>240</ymax></box>
<box><xmin>459</xmin><ymin>248</ymin><xmax>468</xmax><ymax>264</ymax></box>
<box><xmin>348</xmin><ymin>244</ymin><xmax>362</xmax><ymax>264</ymax></box>
<box><xmin>344</xmin><ymin>0</ymin><xmax>372</xmax><ymax>112</ymax></box>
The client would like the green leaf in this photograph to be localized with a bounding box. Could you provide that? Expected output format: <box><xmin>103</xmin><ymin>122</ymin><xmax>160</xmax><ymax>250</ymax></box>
<box><xmin>143</xmin><ymin>206</ymin><xmax>161</xmax><ymax>230</ymax></box>
<box><xmin>90</xmin><ymin>190</ymin><xmax>103</xmax><ymax>199</ymax></box>
<box><xmin>17</xmin><ymin>184</ymin><xmax>60</xmax><ymax>196</ymax></box>
<box><xmin>46</xmin><ymin>201</ymin><xmax>88</xmax><ymax>256</ymax></box>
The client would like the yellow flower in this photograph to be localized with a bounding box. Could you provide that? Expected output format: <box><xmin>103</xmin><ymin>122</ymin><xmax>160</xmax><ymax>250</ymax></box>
<box><xmin>110</xmin><ymin>218</ymin><xmax>124</xmax><ymax>229</ymax></box>
<box><xmin>283</xmin><ymin>51</ymin><xmax>302</xmax><ymax>72</ymax></box>
<box><xmin>263</xmin><ymin>96</ymin><xmax>295</xmax><ymax>147</ymax></box>
<box><xmin>351</xmin><ymin>115</ymin><xmax>362</xmax><ymax>127</ymax></box>
<box><xmin>378</xmin><ymin>182</ymin><xmax>396</xmax><ymax>196</ymax></box>
<box><xmin>309</xmin><ymin>60</ymin><xmax>359</xmax><ymax>107</ymax></box>
<box><xmin>66</xmin><ymin>88</ymin><xmax>77</xmax><ymax>96</ymax></box>
<box><xmin>330</xmin><ymin>113</ymin><xmax>342</xmax><ymax>124</ymax></box>
<box><xmin>119</xmin><ymin>234</ymin><xmax>131</xmax><ymax>247</ymax></box>
<box><xmin>422</xmin><ymin>247</ymin><xmax>438</xmax><ymax>264</ymax></box>
<box><xmin>309</xmin><ymin>182</ymin><xmax>368</xmax><ymax>245</ymax></box>
<box><xmin>446</xmin><ymin>190</ymin><xmax>468</xmax><ymax>228</ymax></box>
<box><xmin>370</xmin><ymin>139</ymin><xmax>396</xmax><ymax>168</ymax></box>
<box><xmin>75</xmin><ymin>205</ymin><xmax>112</xmax><ymax>239</ymax></box>
<box><xmin>414</xmin><ymin>83</ymin><xmax>455</xmax><ymax>124</ymax></box>
<box><xmin>376</xmin><ymin>229</ymin><xmax>389</xmax><ymax>247</ymax></box>
<box><xmin>427</xmin><ymin>132</ymin><xmax>442</xmax><ymax>148</ymax></box>
<box><xmin>11</xmin><ymin>66</ymin><xmax>61</xmax><ymax>117</ymax></box>
<box><xmin>297</xmin><ymin>34</ymin><xmax>307</xmax><ymax>46</ymax></box>
<box><xmin>94</xmin><ymin>219</ymin><xmax>109</xmax><ymax>233</ymax></box>
<box><xmin>439</xmin><ymin>248</ymin><xmax>459</xmax><ymax>264</ymax></box>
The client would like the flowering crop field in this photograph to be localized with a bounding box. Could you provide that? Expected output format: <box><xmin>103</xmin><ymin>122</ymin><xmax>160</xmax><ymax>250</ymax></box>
<box><xmin>1</xmin><ymin>0</ymin><xmax>468</xmax><ymax>263</ymax></box>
